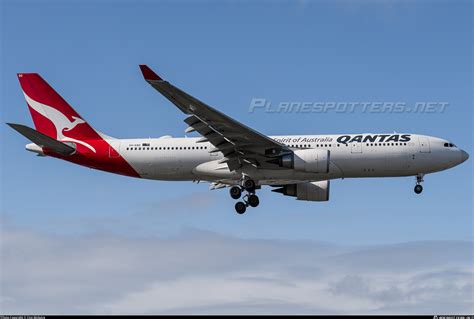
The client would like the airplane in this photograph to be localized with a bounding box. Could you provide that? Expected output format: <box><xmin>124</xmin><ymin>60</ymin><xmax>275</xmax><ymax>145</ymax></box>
<box><xmin>8</xmin><ymin>65</ymin><xmax>469</xmax><ymax>214</ymax></box>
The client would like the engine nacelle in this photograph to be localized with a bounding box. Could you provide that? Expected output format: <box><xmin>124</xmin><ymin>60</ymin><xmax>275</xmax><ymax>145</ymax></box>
<box><xmin>279</xmin><ymin>149</ymin><xmax>330</xmax><ymax>173</ymax></box>
<box><xmin>272</xmin><ymin>180</ymin><xmax>330</xmax><ymax>201</ymax></box>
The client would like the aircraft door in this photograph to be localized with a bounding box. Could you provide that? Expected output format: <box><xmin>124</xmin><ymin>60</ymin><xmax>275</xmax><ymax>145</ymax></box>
<box><xmin>351</xmin><ymin>141</ymin><xmax>362</xmax><ymax>153</ymax></box>
<box><xmin>419</xmin><ymin>137</ymin><xmax>431</xmax><ymax>153</ymax></box>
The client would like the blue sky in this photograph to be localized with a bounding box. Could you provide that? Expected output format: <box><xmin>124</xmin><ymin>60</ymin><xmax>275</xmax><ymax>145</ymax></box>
<box><xmin>0</xmin><ymin>0</ymin><xmax>473</xmax><ymax>313</ymax></box>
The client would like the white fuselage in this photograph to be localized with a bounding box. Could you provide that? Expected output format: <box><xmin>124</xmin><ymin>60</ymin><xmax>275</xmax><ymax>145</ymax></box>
<box><xmin>115</xmin><ymin>133</ymin><xmax>467</xmax><ymax>185</ymax></box>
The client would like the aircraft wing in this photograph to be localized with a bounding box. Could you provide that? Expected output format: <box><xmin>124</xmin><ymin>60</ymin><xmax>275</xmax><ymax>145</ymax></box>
<box><xmin>139</xmin><ymin>65</ymin><xmax>291</xmax><ymax>171</ymax></box>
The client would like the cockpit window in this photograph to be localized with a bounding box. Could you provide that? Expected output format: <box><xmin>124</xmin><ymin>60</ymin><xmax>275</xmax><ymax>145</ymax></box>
<box><xmin>444</xmin><ymin>142</ymin><xmax>456</xmax><ymax>148</ymax></box>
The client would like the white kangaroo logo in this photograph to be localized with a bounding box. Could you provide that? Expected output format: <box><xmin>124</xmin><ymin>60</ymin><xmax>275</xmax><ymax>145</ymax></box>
<box><xmin>23</xmin><ymin>92</ymin><xmax>96</xmax><ymax>153</ymax></box>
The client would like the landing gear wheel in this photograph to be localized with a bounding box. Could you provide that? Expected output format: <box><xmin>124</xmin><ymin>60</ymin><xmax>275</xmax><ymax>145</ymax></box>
<box><xmin>235</xmin><ymin>201</ymin><xmax>247</xmax><ymax>214</ymax></box>
<box><xmin>414</xmin><ymin>184</ymin><xmax>423</xmax><ymax>194</ymax></box>
<box><xmin>248</xmin><ymin>194</ymin><xmax>260</xmax><ymax>207</ymax></box>
<box><xmin>243</xmin><ymin>179</ymin><xmax>256</xmax><ymax>192</ymax></box>
<box><xmin>230</xmin><ymin>186</ymin><xmax>242</xmax><ymax>199</ymax></box>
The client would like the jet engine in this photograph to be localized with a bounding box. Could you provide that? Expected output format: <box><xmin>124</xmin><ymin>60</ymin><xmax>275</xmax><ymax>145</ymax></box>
<box><xmin>272</xmin><ymin>180</ymin><xmax>330</xmax><ymax>201</ymax></box>
<box><xmin>275</xmin><ymin>149</ymin><xmax>330</xmax><ymax>173</ymax></box>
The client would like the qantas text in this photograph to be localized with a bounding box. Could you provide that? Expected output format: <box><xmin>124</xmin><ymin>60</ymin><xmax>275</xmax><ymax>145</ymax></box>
<box><xmin>337</xmin><ymin>134</ymin><xmax>411</xmax><ymax>144</ymax></box>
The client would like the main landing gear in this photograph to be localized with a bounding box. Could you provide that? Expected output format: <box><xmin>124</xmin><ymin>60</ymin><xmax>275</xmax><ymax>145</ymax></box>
<box><xmin>230</xmin><ymin>177</ymin><xmax>259</xmax><ymax>214</ymax></box>
<box><xmin>414</xmin><ymin>174</ymin><xmax>424</xmax><ymax>194</ymax></box>
<box><xmin>230</xmin><ymin>186</ymin><xmax>242</xmax><ymax>199</ymax></box>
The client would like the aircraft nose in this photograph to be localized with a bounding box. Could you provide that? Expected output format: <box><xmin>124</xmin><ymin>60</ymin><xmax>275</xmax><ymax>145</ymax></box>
<box><xmin>460</xmin><ymin>150</ymin><xmax>469</xmax><ymax>163</ymax></box>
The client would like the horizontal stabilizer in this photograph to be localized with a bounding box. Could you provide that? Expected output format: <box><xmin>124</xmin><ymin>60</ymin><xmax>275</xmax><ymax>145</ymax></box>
<box><xmin>7</xmin><ymin>123</ymin><xmax>75</xmax><ymax>156</ymax></box>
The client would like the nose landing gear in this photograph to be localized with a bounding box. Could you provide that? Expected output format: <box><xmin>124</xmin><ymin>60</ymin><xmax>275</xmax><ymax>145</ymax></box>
<box><xmin>414</xmin><ymin>174</ymin><xmax>424</xmax><ymax>194</ymax></box>
<box><xmin>414</xmin><ymin>184</ymin><xmax>423</xmax><ymax>194</ymax></box>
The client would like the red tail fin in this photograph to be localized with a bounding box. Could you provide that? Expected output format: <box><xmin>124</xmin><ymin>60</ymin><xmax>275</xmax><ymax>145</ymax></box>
<box><xmin>17</xmin><ymin>73</ymin><xmax>100</xmax><ymax>145</ymax></box>
<box><xmin>15</xmin><ymin>73</ymin><xmax>140</xmax><ymax>177</ymax></box>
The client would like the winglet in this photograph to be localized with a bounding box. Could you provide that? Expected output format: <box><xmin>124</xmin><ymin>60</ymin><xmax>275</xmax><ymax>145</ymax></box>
<box><xmin>139</xmin><ymin>65</ymin><xmax>162</xmax><ymax>81</ymax></box>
